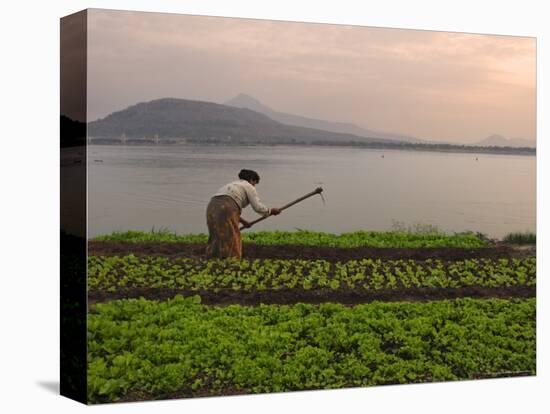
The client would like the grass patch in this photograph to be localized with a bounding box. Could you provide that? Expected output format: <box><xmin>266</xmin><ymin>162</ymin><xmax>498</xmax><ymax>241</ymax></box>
<box><xmin>94</xmin><ymin>229</ymin><xmax>206</xmax><ymax>243</ymax></box>
<box><xmin>92</xmin><ymin>230</ymin><xmax>486</xmax><ymax>248</ymax></box>
<box><xmin>503</xmin><ymin>232</ymin><xmax>536</xmax><ymax>245</ymax></box>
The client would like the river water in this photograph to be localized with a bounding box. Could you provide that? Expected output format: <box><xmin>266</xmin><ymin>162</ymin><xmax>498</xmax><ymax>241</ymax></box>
<box><xmin>88</xmin><ymin>144</ymin><xmax>536</xmax><ymax>239</ymax></box>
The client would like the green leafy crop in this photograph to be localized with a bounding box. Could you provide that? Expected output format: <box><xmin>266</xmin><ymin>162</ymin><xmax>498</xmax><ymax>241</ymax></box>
<box><xmin>88</xmin><ymin>256</ymin><xmax>536</xmax><ymax>293</ymax></box>
<box><xmin>87</xmin><ymin>297</ymin><xmax>536</xmax><ymax>403</ymax></box>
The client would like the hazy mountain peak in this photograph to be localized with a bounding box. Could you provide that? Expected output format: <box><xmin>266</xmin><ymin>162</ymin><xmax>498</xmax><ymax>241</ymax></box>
<box><xmin>224</xmin><ymin>94</ymin><xmax>425</xmax><ymax>144</ymax></box>
<box><xmin>232</xmin><ymin>93</ymin><xmax>262</xmax><ymax>104</ymax></box>
<box><xmin>477</xmin><ymin>134</ymin><xmax>535</xmax><ymax>148</ymax></box>
<box><xmin>225</xmin><ymin>93</ymin><xmax>274</xmax><ymax>114</ymax></box>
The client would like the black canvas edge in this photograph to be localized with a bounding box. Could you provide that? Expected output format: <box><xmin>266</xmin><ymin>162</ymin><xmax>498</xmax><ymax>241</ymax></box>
<box><xmin>60</xmin><ymin>9</ymin><xmax>88</xmax><ymax>405</ymax></box>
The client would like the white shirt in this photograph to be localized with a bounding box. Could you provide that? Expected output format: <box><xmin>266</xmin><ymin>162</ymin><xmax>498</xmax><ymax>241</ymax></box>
<box><xmin>214</xmin><ymin>179</ymin><xmax>271</xmax><ymax>216</ymax></box>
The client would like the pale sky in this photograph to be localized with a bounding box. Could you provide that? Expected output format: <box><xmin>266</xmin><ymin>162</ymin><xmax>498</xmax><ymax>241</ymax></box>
<box><xmin>87</xmin><ymin>9</ymin><xmax>536</xmax><ymax>144</ymax></box>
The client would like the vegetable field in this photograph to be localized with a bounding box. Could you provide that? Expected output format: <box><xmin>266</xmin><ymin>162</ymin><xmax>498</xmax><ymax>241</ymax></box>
<box><xmin>87</xmin><ymin>231</ymin><xmax>536</xmax><ymax>403</ymax></box>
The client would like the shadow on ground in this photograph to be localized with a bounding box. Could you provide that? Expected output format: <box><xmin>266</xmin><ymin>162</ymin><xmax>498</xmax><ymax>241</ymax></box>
<box><xmin>36</xmin><ymin>381</ymin><xmax>59</xmax><ymax>395</ymax></box>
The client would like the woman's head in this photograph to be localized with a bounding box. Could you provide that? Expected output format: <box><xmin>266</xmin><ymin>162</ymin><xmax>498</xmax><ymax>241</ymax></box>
<box><xmin>238</xmin><ymin>169</ymin><xmax>260</xmax><ymax>185</ymax></box>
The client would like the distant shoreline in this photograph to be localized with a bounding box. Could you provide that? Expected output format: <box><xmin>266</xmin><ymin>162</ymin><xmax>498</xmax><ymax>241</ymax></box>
<box><xmin>87</xmin><ymin>139</ymin><xmax>536</xmax><ymax>156</ymax></box>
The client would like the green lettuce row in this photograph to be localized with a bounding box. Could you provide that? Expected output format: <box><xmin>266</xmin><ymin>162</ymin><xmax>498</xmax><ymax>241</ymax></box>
<box><xmin>88</xmin><ymin>256</ymin><xmax>536</xmax><ymax>292</ymax></box>
<box><xmin>88</xmin><ymin>296</ymin><xmax>535</xmax><ymax>403</ymax></box>
<box><xmin>93</xmin><ymin>230</ymin><xmax>486</xmax><ymax>248</ymax></box>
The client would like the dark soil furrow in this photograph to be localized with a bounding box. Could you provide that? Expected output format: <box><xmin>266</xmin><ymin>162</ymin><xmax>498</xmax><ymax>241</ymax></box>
<box><xmin>88</xmin><ymin>241</ymin><xmax>535</xmax><ymax>261</ymax></box>
<box><xmin>88</xmin><ymin>285</ymin><xmax>535</xmax><ymax>307</ymax></box>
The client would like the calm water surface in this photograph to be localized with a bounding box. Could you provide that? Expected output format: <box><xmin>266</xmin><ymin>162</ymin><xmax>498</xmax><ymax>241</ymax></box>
<box><xmin>88</xmin><ymin>145</ymin><xmax>536</xmax><ymax>239</ymax></box>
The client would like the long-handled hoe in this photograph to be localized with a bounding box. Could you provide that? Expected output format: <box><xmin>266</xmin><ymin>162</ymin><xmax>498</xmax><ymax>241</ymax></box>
<box><xmin>240</xmin><ymin>187</ymin><xmax>324</xmax><ymax>231</ymax></box>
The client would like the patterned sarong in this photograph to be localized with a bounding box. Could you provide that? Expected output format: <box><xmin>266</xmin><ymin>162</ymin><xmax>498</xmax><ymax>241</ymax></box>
<box><xmin>205</xmin><ymin>195</ymin><xmax>242</xmax><ymax>259</ymax></box>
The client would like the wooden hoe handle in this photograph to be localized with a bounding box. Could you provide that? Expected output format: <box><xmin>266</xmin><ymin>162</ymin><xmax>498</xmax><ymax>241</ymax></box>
<box><xmin>240</xmin><ymin>187</ymin><xmax>323</xmax><ymax>231</ymax></box>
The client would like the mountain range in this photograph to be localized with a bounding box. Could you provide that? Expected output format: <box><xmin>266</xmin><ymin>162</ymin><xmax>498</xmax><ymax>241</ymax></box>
<box><xmin>225</xmin><ymin>93</ymin><xmax>425</xmax><ymax>144</ymax></box>
<box><xmin>88</xmin><ymin>98</ymin><xmax>399</xmax><ymax>145</ymax></box>
<box><xmin>88</xmin><ymin>94</ymin><xmax>535</xmax><ymax>150</ymax></box>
